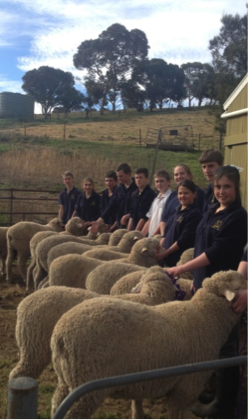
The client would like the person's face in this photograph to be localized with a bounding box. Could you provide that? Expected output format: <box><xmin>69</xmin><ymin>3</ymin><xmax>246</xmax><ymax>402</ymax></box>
<box><xmin>105</xmin><ymin>177</ymin><xmax>117</xmax><ymax>191</ymax></box>
<box><xmin>116</xmin><ymin>170</ymin><xmax>131</xmax><ymax>185</ymax></box>
<box><xmin>214</xmin><ymin>176</ymin><xmax>236</xmax><ymax>208</ymax></box>
<box><xmin>174</xmin><ymin>166</ymin><xmax>192</xmax><ymax>184</ymax></box>
<box><xmin>201</xmin><ymin>162</ymin><xmax>220</xmax><ymax>181</ymax></box>
<box><xmin>177</xmin><ymin>186</ymin><xmax>196</xmax><ymax>207</ymax></box>
<box><xmin>154</xmin><ymin>177</ymin><xmax>170</xmax><ymax>193</ymax></box>
<box><xmin>135</xmin><ymin>173</ymin><xmax>148</xmax><ymax>190</ymax></box>
<box><xmin>83</xmin><ymin>181</ymin><xmax>94</xmax><ymax>195</ymax></box>
<box><xmin>63</xmin><ymin>176</ymin><xmax>74</xmax><ymax>189</ymax></box>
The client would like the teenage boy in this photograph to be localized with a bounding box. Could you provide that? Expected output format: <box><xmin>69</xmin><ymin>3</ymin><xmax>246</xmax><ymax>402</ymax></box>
<box><xmin>142</xmin><ymin>169</ymin><xmax>172</xmax><ymax>237</ymax></box>
<box><xmin>100</xmin><ymin>170</ymin><xmax>118</xmax><ymax>231</ymax></box>
<box><xmin>58</xmin><ymin>171</ymin><xmax>81</xmax><ymax>225</ymax></box>
<box><xmin>199</xmin><ymin>149</ymin><xmax>223</xmax><ymax>211</ymax></box>
<box><xmin>127</xmin><ymin>168</ymin><xmax>156</xmax><ymax>231</ymax></box>
<box><xmin>90</xmin><ymin>163</ymin><xmax>137</xmax><ymax>231</ymax></box>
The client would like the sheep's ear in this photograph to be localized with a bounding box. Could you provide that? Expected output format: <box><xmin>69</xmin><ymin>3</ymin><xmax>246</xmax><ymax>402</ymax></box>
<box><xmin>141</xmin><ymin>247</ymin><xmax>148</xmax><ymax>254</ymax></box>
<box><xmin>224</xmin><ymin>290</ymin><xmax>235</xmax><ymax>302</ymax></box>
<box><xmin>133</xmin><ymin>236</ymin><xmax>140</xmax><ymax>242</ymax></box>
<box><xmin>77</xmin><ymin>223</ymin><xmax>84</xmax><ymax>228</ymax></box>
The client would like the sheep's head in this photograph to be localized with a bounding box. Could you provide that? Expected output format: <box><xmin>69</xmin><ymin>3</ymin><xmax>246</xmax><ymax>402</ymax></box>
<box><xmin>109</xmin><ymin>229</ymin><xmax>129</xmax><ymax>246</ymax></box>
<box><xmin>48</xmin><ymin>218</ymin><xmax>65</xmax><ymax>232</ymax></box>
<box><xmin>202</xmin><ymin>270</ymin><xmax>247</xmax><ymax>301</ymax></box>
<box><xmin>95</xmin><ymin>232</ymin><xmax>111</xmax><ymax>244</ymax></box>
<box><xmin>132</xmin><ymin>266</ymin><xmax>177</xmax><ymax>300</ymax></box>
<box><xmin>65</xmin><ymin>217</ymin><xmax>86</xmax><ymax>236</ymax></box>
<box><xmin>133</xmin><ymin>237</ymin><xmax>161</xmax><ymax>259</ymax></box>
<box><xmin>119</xmin><ymin>230</ymin><xmax>144</xmax><ymax>246</ymax></box>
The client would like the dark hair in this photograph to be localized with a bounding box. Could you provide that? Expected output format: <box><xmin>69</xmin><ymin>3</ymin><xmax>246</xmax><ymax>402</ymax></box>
<box><xmin>177</xmin><ymin>179</ymin><xmax>197</xmax><ymax>194</ymax></box>
<box><xmin>154</xmin><ymin>169</ymin><xmax>171</xmax><ymax>181</ymax></box>
<box><xmin>105</xmin><ymin>170</ymin><xmax>117</xmax><ymax>181</ymax></box>
<box><xmin>213</xmin><ymin>165</ymin><xmax>241</xmax><ymax>202</ymax></box>
<box><xmin>135</xmin><ymin>167</ymin><xmax>149</xmax><ymax>178</ymax></box>
<box><xmin>174</xmin><ymin>164</ymin><xmax>193</xmax><ymax>179</ymax></box>
<box><xmin>116</xmin><ymin>163</ymin><xmax>131</xmax><ymax>174</ymax></box>
<box><xmin>199</xmin><ymin>149</ymin><xmax>223</xmax><ymax>165</ymax></box>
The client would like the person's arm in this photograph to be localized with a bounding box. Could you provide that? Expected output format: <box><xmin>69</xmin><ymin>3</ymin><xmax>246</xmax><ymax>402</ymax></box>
<box><xmin>134</xmin><ymin>218</ymin><xmax>146</xmax><ymax>232</ymax></box>
<box><xmin>166</xmin><ymin>252</ymin><xmax>210</xmax><ymax>277</ymax></box>
<box><xmin>237</xmin><ymin>260</ymin><xmax>247</xmax><ymax>279</ymax></box>
<box><xmin>58</xmin><ymin>205</ymin><xmax>64</xmax><ymax>221</ymax></box>
<box><xmin>120</xmin><ymin>214</ymin><xmax>130</xmax><ymax>226</ymax></box>
<box><xmin>157</xmin><ymin>241</ymin><xmax>180</xmax><ymax>261</ymax></box>
<box><xmin>127</xmin><ymin>217</ymin><xmax>133</xmax><ymax>231</ymax></box>
<box><xmin>141</xmin><ymin>219</ymin><xmax>150</xmax><ymax>237</ymax></box>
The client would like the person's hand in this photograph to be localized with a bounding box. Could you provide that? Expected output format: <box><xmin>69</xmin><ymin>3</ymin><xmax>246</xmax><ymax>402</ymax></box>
<box><xmin>88</xmin><ymin>221</ymin><xmax>101</xmax><ymax>233</ymax></box>
<box><xmin>231</xmin><ymin>290</ymin><xmax>247</xmax><ymax>313</ymax></box>
<box><xmin>156</xmin><ymin>250</ymin><xmax>168</xmax><ymax>261</ymax></box>
<box><xmin>166</xmin><ymin>265</ymin><xmax>185</xmax><ymax>277</ymax></box>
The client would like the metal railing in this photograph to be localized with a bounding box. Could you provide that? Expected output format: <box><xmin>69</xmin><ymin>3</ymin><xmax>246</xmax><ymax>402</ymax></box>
<box><xmin>53</xmin><ymin>356</ymin><xmax>247</xmax><ymax>419</ymax></box>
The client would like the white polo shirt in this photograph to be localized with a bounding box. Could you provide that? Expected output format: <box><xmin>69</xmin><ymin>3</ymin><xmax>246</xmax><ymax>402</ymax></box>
<box><xmin>146</xmin><ymin>189</ymin><xmax>172</xmax><ymax>237</ymax></box>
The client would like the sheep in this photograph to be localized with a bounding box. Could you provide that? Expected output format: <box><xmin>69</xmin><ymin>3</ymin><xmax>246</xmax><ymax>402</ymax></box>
<box><xmin>48</xmin><ymin>238</ymin><xmax>160</xmax><ymax>292</ymax></box>
<box><xmin>9</xmin><ymin>269</ymin><xmax>178</xmax><ymax>382</ymax></box>
<box><xmin>107</xmin><ymin>228</ymin><xmax>129</xmax><ymax>246</ymax></box>
<box><xmin>65</xmin><ymin>217</ymin><xmax>109</xmax><ymax>237</ymax></box>
<box><xmin>6</xmin><ymin>218</ymin><xmax>64</xmax><ymax>283</ymax></box>
<box><xmin>0</xmin><ymin>227</ymin><xmax>8</xmax><ymax>275</ymax></box>
<box><xmin>110</xmin><ymin>266</ymin><xmax>193</xmax><ymax>300</ymax></box>
<box><xmin>33</xmin><ymin>232</ymin><xmax>111</xmax><ymax>290</ymax></box>
<box><xmin>50</xmin><ymin>270</ymin><xmax>247</xmax><ymax>419</ymax></box>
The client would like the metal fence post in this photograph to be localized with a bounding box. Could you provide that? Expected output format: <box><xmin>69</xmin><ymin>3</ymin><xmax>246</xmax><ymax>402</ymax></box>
<box><xmin>7</xmin><ymin>377</ymin><xmax>38</xmax><ymax>419</ymax></box>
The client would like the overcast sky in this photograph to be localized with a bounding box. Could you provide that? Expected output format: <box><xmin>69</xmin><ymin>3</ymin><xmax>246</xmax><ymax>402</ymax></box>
<box><xmin>0</xmin><ymin>0</ymin><xmax>246</xmax><ymax>104</ymax></box>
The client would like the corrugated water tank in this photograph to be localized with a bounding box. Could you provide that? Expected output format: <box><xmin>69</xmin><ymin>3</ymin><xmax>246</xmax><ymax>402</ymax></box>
<box><xmin>0</xmin><ymin>92</ymin><xmax>34</xmax><ymax>120</ymax></box>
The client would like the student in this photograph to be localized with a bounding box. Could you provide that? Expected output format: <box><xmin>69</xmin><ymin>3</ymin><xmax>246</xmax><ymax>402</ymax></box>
<box><xmin>73</xmin><ymin>177</ymin><xmax>101</xmax><ymax>222</ymax></box>
<box><xmin>199</xmin><ymin>149</ymin><xmax>224</xmax><ymax>212</ymax></box>
<box><xmin>142</xmin><ymin>169</ymin><xmax>172</xmax><ymax>237</ymax></box>
<box><xmin>127</xmin><ymin>168</ymin><xmax>156</xmax><ymax>231</ymax></box>
<box><xmin>167</xmin><ymin>166</ymin><xmax>247</xmax><ymax>419</ymax></box>
<box><xmin>159</xmin><ymin>163</ymin><xmax>205</xmax><ymax>235</ymax></box>
<box><xmin>90</xmin><ymin>163</ymin><xmax>137</xmax><ymax>231</ymax></box>
<box><xmin>58</xmin><ymin>171</ymin><xmax>81</xmax><ymax>225</ymax></box>
<box><xmin>157</xmin><ymin>179</ymin><xmax>202</xmax><ymax>267</ymax></box>
<box><xmin>100</xmin><ymin>170</ymin><xmax>118</xmax><ymax>231</ymax></box>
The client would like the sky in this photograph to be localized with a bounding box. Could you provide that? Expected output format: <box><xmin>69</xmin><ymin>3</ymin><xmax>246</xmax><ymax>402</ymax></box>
<box><xmin>0</xmin><ymin>0</ymin><xmax>246</xmax><ymax>112</ymax></box>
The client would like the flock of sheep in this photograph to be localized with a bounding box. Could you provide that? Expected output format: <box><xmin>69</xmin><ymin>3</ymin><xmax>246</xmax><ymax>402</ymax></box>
<box><xmin>0</xmin><ymin>216</ymin><xmax>246</xmax><ymax>419</ymax></box>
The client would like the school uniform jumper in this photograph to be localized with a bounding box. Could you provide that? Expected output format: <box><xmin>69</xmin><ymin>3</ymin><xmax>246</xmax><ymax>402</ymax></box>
<box><xmin>162</xmin><ymin>203</ymin><xmax>202</xmax><ymax>267</ymax></box>
<box><xmin>129</xmin><ymin>184</ymin><xmax>157</xmax><ymax>231</ymax></box>
<box><xmin>58</xmin><ymin>186</ymin><xmax>81</xmax><ymax>224</ymax></box>
<box><xmin>161</xmin><ymin>185</ymin><xmax>205</xmax><ymax>223</ymax></box>
<box><xmin>193</xmin><ymin>200</ymin><xmax>247</xmax><ymax>290</ymax></box>
<box><xmin>75</xmin><ymin>190</ymin><xmax>101</xmax><ymax>221</ymax></box>
<box><xmin>202</xmin><ymin>183</ymin><xmax>218</xmax><ymax>212</ymax></box>
<box><xmin>100</xmin><ymin>187</ymin><xmax>117</xmax><ymax>226</ymax></box>
<box><xmin>101</xmin><ymin>179</ymin><xmax>137</xmax><ymax>228</ymax></box>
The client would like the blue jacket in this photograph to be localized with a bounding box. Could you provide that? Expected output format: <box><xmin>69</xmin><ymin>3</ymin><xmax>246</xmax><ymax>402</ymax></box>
<box><xmin>101</xmin><ymin>180</ymin><xmax>137</xmax><ymax>227</ymax></box>
<box><xmin>58</xmin><ymin>186</ymin><xmax>81</xmax><ymax>224</ymax></box>
<box><xmin>100</xmin><ymin>187</ymin><xmax>117</xmax><ymax>226</ymax></box>
<box><xmin>203</xmin><ymin>184</ymin><xmax>218</xmax><ymax>213</ymax></box>
<box><xmin>129</xmin><ymin>184</ymin><xmax>156</xmax><ymax>230</ymax></box>
<box><xmin>75</xmin><ymin>190</ymin><xmax>101</xmax><ymax>221</ymax></box>
<box><xmin>193</xmin><ymin>200</ymin><xmax>247</xmax><ymax>290</ymax></box>
<box><xmin>162</xmin><ymin>203</ymin><xmax>202</xmax><ymax>267</ymax></box>
<box><xmin>161</xmin><ymin>185</ymin><xmax>205</xmax><ymax>222</ymax></box>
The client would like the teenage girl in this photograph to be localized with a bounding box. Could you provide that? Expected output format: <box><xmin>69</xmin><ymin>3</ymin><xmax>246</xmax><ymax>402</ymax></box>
<box><xmin>167</xmin><ymin>165</ymin><xmax>247</xmax><ymax>419</ymax></box>
<box><xmin>157</xmin><ymin>179</ymin><xmax>202</xmax><ymax>267</ymax></box>
<box><xmin>73</xmin><ymin>177</ymin><xmax>101</xmax><ymax>222</ymax></box>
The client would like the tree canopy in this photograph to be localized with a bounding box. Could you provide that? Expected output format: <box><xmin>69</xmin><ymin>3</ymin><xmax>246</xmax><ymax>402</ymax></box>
<box><xmin>22</xmin><ymin>66</ymin><xmax>79</xmax><ymax>117</ymax></box>
<box><xmin>73</xmin><ymin>23</ymin><xmax>149</xmax><ymax>113</ymax></box>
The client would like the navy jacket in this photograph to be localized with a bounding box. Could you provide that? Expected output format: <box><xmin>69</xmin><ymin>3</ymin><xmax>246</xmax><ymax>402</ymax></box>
<box><xmin>162</xmin><ymin>203</ymin><xmax>202</xmax><ymax>267</ymax></box>
<box><xmin>75</xmin><ymin>190</ymin><xmax>101</xmax><ymax>221</ymax></box>
<box><xmin>100</xmin><ymin>187</ymin><xmax>117</xmax><ymax>226</ymax></box>
<box><xmin>193</xmin><ymin>200</ymin><xmax>247</xmax><ymax>290</ymax></box>
<box><xmin>129</xmin><ymin>184</ymin><xmax>157</xmax><ymax>230</ymax></box>
<box><xmin>203</xmin><ymin>184</ymin><xmax>218</xmax><ymax>213</ymax></box>
<box><xmin>101</xmin><ymin>180</ymin><xmax>137</xmax><ymax>227</ymax></box>
<box><xmin>161</xmin><ymin>185</ymin><xmax>205</xmax><ymax>222</ymax></box>
<box><xmin>58</xmin><ymin>186</ymin><xmax>81</xmax><ymax>224</ymax></box>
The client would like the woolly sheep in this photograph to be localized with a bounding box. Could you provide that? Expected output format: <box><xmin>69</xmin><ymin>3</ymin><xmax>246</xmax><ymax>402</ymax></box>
<box><xmin>0</xmin><ymin>227</ymin><xmax>8</xmax><ymax>275</ymax></box>
<box><xmin>6</xmin><ymin>218</ymin><xmax>64</xmax><ymax>283</ymax></box>
<box><xmin>50</xmin><ymin>270</ymin><xmax>247</xmax><ymax>419</ymax></box>
<box><xmin>9</xmin><ymin>269</ymin><xmax>177</xmax><ymax>381</ymax></box>
<box><xmin>106</xmin><ymin>229</ymin><xmax>129</xmax><ymax>246</ymax></box>
<box><xmin>65</xmin><ymin>217</ymin><xmax>109</xmax><ymax>237</ymax></box>
<box><xmin>33</xmin><ymin>232</ymin><xmax>111</xmax><ymax>290</ymax></box>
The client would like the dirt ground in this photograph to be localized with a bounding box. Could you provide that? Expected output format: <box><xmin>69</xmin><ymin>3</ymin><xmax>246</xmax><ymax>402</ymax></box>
<box><xmin>0</xmin><ymin>268</ymin><xmax>247</xmax><ymax>419</ymax></box>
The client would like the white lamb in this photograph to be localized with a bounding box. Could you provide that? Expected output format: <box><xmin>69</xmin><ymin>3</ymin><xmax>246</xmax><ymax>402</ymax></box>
<box><xmin>9</xmin><ymin>268</ymin><xmax>178</xmax><ymax>381</ymax></box>
<box><xmin>50</xmin><ymin>270</ymin><xmax>247</xmax><ymax>419</ymax></box>
<box><xmin>6</xmin><ymin>218</ymin><xmax>64</xmax><ymax>283</ymax></box>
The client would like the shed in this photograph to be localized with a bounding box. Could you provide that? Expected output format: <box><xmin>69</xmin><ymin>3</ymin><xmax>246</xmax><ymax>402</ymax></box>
<box><xmin>0</xmin><ymin>92</ymin><xmax>34</xmax><ymax>120</ymax></box>
<box><xmin>221</xmin><ymin>74</ymin><xmax>248</xmax><ymax>210</ymax></box>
